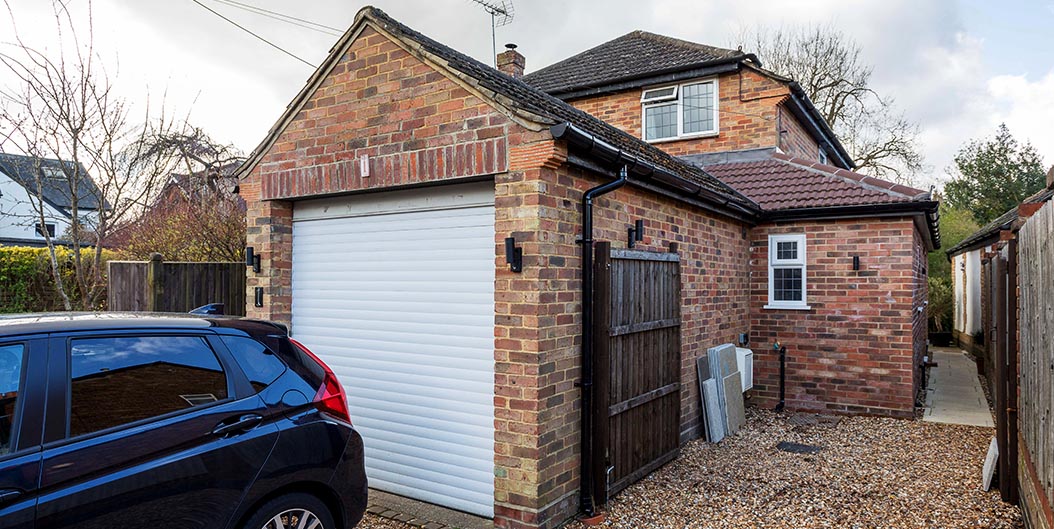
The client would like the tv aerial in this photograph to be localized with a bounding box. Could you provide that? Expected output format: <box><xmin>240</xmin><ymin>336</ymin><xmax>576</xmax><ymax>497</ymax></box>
<box><xmin>468</xmin><ymin>0</ymin><xmax>515</xmax><ymax>66</ymax></box>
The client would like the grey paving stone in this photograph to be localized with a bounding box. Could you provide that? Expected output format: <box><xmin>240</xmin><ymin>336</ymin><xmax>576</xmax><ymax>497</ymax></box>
<box><xmin>723</xmin><ymin>372</ymin><xmax>745</xmax><ymax>435</ymax></box>
<box><xmin>703</xmin><ymin>378</ymin><xmax>725</xmax><ymax>442</ymax></box>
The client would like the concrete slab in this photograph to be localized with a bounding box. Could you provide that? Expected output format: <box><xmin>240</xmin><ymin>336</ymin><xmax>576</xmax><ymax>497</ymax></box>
<box><xmin>368</xmin><ymin>489</ymin><xmax>493</xmax><ymax>529</ymax></box>
<box><xmin>923</xmin><ymin>348</ymin><xmax>994</xmax><ymax>427</ymax></box>
<box><xmin>702</xmin><ymin>378</ymin><xmax>725</xmax><ymax>442</ymax></box>
<box><xmin>722</xmin><ymin>373</ymin><xmax>745</xmax><ymax>434</ymax></box>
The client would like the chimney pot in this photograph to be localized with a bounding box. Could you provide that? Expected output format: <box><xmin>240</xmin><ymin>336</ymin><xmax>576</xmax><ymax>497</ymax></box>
<box><xmin>497</xmin><ymin>43</ymin><xmax>525</xmax><ymax>79</ymax></box>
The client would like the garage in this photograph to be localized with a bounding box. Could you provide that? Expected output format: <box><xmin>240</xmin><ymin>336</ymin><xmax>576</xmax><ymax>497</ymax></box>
<box><xmin>290</xmin><ymin>183</ymin><xmax>496</xmax><ymax>517</ymax></box>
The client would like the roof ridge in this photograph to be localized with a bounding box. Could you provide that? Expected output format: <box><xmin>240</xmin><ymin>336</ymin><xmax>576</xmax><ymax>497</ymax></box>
<box><xmin>771</xmin><ymin>153</ymin><xmax>928</xmax><ymax>200</ymax></box>
<box><xmin>631</xmin><ymin>30</ymin><xmax>742</xmax><ymax>58</ymax></box>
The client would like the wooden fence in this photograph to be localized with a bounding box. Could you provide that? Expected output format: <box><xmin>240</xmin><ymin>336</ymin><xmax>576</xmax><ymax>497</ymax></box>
<box><xmin>1018</xmin><ymin>200</ymin><xmax>1054</xmax><ymax>526</ymax></box>
<box><xmin>108</xmin><ymin>255</ymin><xmax>246</xmax><ymax>315</ymax></box>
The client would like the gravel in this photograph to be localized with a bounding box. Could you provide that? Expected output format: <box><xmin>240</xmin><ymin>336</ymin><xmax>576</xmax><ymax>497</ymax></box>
<box><xmin>357</xmin><ymin>408</ymin><xmax>1022</xmax><ymax>529</ymax></box>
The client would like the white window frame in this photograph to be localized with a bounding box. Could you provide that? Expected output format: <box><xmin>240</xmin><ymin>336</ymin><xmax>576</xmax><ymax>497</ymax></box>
<box><xmin>641</xmin><ymin>78</ymin><xmax>719</xmax><ymax>142</ymax></box>
<box><xmin>818</xmin><ymin>148</ymin><xmax>829</xmax><ymax>165</ymax></box>
<box><xmin>765</xmin><ymin>233</ymin><xmax>810</xmax><ymax>310</ymax></box>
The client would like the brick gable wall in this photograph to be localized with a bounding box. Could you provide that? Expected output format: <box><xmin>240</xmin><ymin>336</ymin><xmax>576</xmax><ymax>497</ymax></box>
<box><xmin>565</xmin><ymin>69</ymin><xmax>821</xmax><ymax>160</ymax></box>
<box><xmin>748</xmin><ymin>219</ymin><xmax>920</xmax><ymax>417</ymax></box>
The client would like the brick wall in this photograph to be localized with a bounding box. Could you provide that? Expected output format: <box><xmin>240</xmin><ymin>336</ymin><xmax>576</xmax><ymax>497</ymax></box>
<box><xmin>748</xmin><ymin>219</ymin><xmax>919</xmax><ymax>417</ymax></box>
<box><xmin>567</xmin><ymin>69</ymin><xmax>809</xmax><ymax>158</ymax></box>
<box><xmin>499</xmin><ymin>161</ymin><xmax>751</xmax><ymax>528</ymax></box>
<box><xmin>910</xmin><ymin>224</ymin><xmax>928</xmax><ymax>400</ymax></box>
<box><xmin>243</xmin><ymin>25</ymin><xmax>518</xmax><ymax>326</ymax></box>
<box><xmin>777</xmin><ymin>102</ymin><xmax>821</xmax><ymax>161</ymax></box>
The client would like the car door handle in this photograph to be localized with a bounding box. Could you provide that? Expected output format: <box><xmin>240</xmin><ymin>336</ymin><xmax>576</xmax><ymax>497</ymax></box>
<box><xmin>0</xmin><ymin>489</ymin><xmax>23</xmax><ymax>504</ymax></box>
<box><xmin>212</xmin><ymin>414</ymin><xmax>264</xmax><ymax>437</ymax></box>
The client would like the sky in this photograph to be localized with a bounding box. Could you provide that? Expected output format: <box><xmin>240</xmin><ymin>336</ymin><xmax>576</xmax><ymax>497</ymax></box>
<box><xmin>1</xmin><ymin>0</ymin><xmax>1052</xmax><ymax>190</ymax></box>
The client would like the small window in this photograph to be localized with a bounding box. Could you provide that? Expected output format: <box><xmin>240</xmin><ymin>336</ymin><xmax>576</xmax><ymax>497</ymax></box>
<box><xmin>641</xmin><ymin>86</ymin><xmax>677</xmax><ymax>103</ymax></box>
<box><xmin>767</xmin><ymin>234</ymin><xmax>809</xmax><ymax>309</ymax></box>
<box><xmin>818</xmin><ymin>148</ymin><xmax>829</xmax><ymax>165</ymax></box>
<box><xmin>36</xmin><ymin>223</ymin><xmax>55</xmax><ymax>238</ymax></box>
<box><xmin>0</xmin><ymin>344</ymin><xmax>25</xmax><ymax>456</ymax></box>
<box><xmin>220</xmin><ymin>335</ymin><xmax>287</xmax><ymax>392</ymax></box>
<box><xmin>69</xmin><ymin>336</ymin><xmax>228</xmax><ymax>438</ymax></box>
<box><xmin>642</xmin><ymin>79</ymin><xmax>718</xmax><ymax>141</ymax></box>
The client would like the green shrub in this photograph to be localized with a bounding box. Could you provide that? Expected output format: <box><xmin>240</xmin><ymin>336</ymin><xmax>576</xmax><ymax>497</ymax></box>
<box><xmin>0</xmin><ymin>247</ymin><xmax>114</xmax><ymax>313</ymax></box>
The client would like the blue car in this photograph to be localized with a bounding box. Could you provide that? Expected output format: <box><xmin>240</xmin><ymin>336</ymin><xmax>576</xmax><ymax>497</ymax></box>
<box><xmin>0</xmin><ymin>313</ymin><xmax>367</xmax><ymax>529</ymax></box>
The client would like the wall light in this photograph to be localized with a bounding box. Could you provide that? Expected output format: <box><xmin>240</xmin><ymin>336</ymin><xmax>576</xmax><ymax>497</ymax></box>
<box><xmin>627</xmin><ymin>219</ymin><xmax>644</xmax><ymax>248</ymax></box>
<box><xmin>852</xmin><ymin>255</ymin><xmax>860</xmax><ymax>271</ymax></box>
<box><xmin>254</xmin><ymin>287</ymin><xmax>264</xmax><ymax>307</ymax></box>
<box><xmin>504</xmin><ymin>237</ymin><xmax>523</xmax><ymax>273</ymax></box>
<box><xmin>245</xmin><ymin>246</ymin><xmax>261</xmax><ymax>273</ymax></box>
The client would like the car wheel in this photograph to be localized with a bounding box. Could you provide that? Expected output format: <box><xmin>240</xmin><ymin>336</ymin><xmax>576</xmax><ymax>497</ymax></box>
<box><xmin>243</xmin><ymin>493</ymin><xmax>336</xmax><ymax>529</ymax></box>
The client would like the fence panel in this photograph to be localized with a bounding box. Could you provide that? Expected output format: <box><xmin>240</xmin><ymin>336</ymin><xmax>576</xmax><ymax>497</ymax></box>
<box><xmin>1019</xmin><ymin>200</ymin><xmax>1054</xmax><ymax>514</ymax></box>
<box><xmin>108</xmin><ymin>257</ymin><xmax>246</xmax><ymax>316</ymax></box>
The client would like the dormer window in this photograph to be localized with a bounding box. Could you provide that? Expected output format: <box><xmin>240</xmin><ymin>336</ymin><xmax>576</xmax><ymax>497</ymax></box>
<box><xmin>641</xmin><ymin>79</ymin><xmax>718</xmax><ymax>142</ymax></box>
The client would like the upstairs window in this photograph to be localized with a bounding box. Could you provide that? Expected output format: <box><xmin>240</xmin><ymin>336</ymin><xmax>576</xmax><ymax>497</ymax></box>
<box><xmin>766</xmin><ymin>234</ymin><xmax>809</xmax><ymax>310</ymax></box>
<box><xmin>642</xmin><ymin>79</ymin><xmax>718</xmax><ymax>141</ymax></box>
<box><xmin>36</xmin><ymin>223</ymin><xmax>55</xmax><ymax>238</ymax></box>
<box><xmin>818</xmin><ymin>148</ymin><xmax>829</xmax><ymax>165</ymax></box>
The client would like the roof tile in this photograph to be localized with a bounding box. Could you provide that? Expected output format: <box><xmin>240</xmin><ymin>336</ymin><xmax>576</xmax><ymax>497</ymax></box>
<box><xmin>703</xmin><ymin>156</ymin><xmax>925</xmax><ymax>211</ymax></box>
<box><xmin>522</xmin><ymin>30</ymin><xmax>745</xmax><ymax>95</ymax></box>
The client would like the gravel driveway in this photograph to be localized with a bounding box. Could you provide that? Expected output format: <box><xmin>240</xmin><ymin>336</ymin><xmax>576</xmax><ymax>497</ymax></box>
<box><xmin>359</xmin><ymin>408</ymin><xmax>1021</xmax><ymax>529</ymax></box>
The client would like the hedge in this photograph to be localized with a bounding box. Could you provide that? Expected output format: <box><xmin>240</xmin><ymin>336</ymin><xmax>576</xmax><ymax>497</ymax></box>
<box><xmin>0</xmin><ymin>247</ymin><xmax>114</xmax><ymax>313</ymax></box>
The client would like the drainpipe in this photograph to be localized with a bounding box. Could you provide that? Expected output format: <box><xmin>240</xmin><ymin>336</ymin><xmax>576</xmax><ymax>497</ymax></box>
<box><xmin>579</xmin><ymin>165</ymin><xmax>628</xmax><ymax>518</ymax></box>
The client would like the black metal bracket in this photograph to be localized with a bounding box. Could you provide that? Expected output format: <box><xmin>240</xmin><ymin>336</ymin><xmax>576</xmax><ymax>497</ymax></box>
<box><xmin>505</xmin><ymin>237</ymin><xmax>523</xmax><ymax>273</ymax></box>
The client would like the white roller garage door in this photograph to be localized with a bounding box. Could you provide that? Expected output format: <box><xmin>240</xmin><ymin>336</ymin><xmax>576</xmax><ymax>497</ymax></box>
<box><xmin>291</xmin><ymin>183</ymin><xmax>495</xmax><ymax>517</ymax></box>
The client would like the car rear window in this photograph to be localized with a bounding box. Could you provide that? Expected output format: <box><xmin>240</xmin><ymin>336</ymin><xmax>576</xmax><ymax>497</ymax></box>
<box><xmin>69</xmin><ymin>336</ymin><xmax>228</xmax><ymax>438</ymax></box>
<box><xmin>0</xmin><ymin>344</ymin><xmax>25</xmax><ymax>455</ymax></box>
<box><xmin>219</xmin><ymin>335</ymin><xmax>286</xmax><ymax>391</ymax></box>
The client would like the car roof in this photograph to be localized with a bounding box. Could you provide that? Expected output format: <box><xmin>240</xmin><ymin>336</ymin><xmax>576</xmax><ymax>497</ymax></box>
<box><xmin>0</xmin><ymin>312</ymin><xmax>286</xmax><ymax>337</ymax></box>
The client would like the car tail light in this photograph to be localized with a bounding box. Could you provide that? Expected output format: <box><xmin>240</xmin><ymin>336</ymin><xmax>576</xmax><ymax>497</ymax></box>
<box><xmin>289</xmin><ymin>338</ymin><xmax>351</xmax><ymax>424</ymax></box>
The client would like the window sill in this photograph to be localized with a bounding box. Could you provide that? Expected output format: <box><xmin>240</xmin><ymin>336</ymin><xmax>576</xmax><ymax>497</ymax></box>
<box><xmin>644</xmin><ymin>131</ymin><xmax>719</xmax><ymax>144</ymax></box>
<box><xmin>763</xmin><ymin>304</ymin><xmax>812</xmax><ymax>311</ymax></box>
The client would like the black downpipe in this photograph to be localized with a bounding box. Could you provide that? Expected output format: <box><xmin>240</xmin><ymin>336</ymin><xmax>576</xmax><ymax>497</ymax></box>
<box><xmin>579</xmin><ymin>165</ymin><xmax>628</xmax><ymax>517</ymax></box>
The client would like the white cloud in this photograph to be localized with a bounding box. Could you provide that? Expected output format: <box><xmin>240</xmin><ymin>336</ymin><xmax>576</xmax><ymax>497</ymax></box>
<box><xmin>987</xmin><ymin>71</ymin><xmax>1054</xmax><ymax>162</ymax></box>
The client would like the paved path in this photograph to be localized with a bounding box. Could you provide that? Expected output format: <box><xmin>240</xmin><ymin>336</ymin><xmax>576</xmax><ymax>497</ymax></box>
<box><xmin>923</xmin><ymin>347</ymin><xmax>994</xmax><ymax>427</ymax></box>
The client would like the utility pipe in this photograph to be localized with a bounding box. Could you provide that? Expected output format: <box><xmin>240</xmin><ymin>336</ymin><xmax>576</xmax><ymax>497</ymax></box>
<box><xmin>578</xmin><ymin>165</ymin><xmax>627</xmax><ymax>517</ymax></box>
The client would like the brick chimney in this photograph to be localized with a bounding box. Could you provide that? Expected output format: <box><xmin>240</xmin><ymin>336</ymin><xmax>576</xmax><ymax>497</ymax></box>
<box><xmin>1047</xmin><ymin>165</ymin><xmax>1054</xmax><ymax>189</ymax></box>
<box><xmin>497</xmin><ymin>43</ymin><xmax>525</xmax><ymax>78</ymax></box>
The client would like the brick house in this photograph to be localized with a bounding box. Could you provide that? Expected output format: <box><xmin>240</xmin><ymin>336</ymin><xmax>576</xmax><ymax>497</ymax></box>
<box><xmin>236</xmin><ymin>7</ymin><xmax>939</xmax><ymax>529</ymax></box>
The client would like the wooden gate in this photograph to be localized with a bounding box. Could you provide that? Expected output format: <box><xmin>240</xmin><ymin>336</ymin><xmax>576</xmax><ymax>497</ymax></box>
<box><xmin>591</xmin><ymin>242</ymin><xmax>682</xmax><ymax>502</ymax></box>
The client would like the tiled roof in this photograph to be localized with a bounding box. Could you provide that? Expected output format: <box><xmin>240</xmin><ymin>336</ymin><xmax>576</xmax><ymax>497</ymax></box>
<box><xmin>701</xmin><ymin>153</ymin><xmax>928</xmax><ymax>211</ymax></box>
<box><xmin>0</xmin><ymin>153</ymin><xmax>106</xmax><ymax>213</ymax></box>
<box><xmin>522</xmin><ymin>31</ymin><xmax>746</xmax><ymax>95</ymax></box>
<box><xmin>238</xmin><ymin>7</ymin><xmax>754</xmax><ymax>209</ymax></box>
<box><xmin>946</xmin><ymin>185</ymin><xmax>1054</xmax><ymax>255</ymax></box>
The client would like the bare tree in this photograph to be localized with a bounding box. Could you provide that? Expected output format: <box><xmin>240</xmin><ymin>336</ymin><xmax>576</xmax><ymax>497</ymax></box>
<box><xmin>108</xmin><ymin>128</ymin><xmax>247</xmax><ymax>262</ymax></box>
<box><xmin>737</xmin><ymin>25</ymin><xmax>924</xmax><ymax>184</ymax></box>
<box><xmin>0</xmin><ymin>1</ymin><xmax>181</xmax><ymax>310</ymax></box>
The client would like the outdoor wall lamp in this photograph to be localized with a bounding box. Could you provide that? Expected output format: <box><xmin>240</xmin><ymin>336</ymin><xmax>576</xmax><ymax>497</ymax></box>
<box><xmin>852</xmin><ymin>255</ymin><xmax>860</xmax><ymax>271</ymax></box>
<box><xmin>627</xmin><ymin>219</ymin><xmax>644</xmax><ymax>248</ymax></box>
<box><xmin>245</xmin><ymin>246</ymin><xmax>261</xmax><ymax>273</ymax></box>
<box><xmin>504</xmin><ymin>237</ymin><xmax>523</xmax><ymax>273</ymax></box>
<box><xmin>254</xmin><ymin>287</ymin><xmax>264</xmax><ymax>307</ymax></box>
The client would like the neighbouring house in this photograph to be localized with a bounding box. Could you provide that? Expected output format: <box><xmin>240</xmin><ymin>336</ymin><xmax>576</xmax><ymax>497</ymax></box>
<box><xmin>946</xmin><ymin>167</ymin><xmax>1054</xmax><ymax>376</ymax></box>
<box><xmin>236</xmin><ymin>8</ymin><xmax>939</xmax><ymax>529</ymax></box>
<box><xmin>0</xmin><ymin>153</ymin><xmax>105</xmax><ymax>246</ymax></box>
